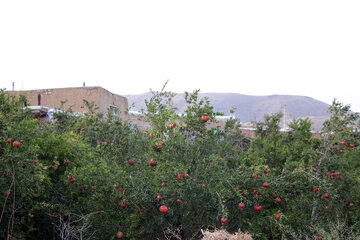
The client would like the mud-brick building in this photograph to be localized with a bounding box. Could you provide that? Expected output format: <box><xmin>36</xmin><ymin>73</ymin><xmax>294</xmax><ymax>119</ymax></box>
<box><xmin>7</xmin><ymin>86</ymin><xmax>128</xmax><ymax>120</ymax></box>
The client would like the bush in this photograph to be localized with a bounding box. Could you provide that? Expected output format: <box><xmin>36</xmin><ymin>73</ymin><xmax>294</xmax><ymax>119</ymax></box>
<box><xmin>0</xmin><ymin>88</ymin><xmax>359</xmax><ymax>239</ymax></box>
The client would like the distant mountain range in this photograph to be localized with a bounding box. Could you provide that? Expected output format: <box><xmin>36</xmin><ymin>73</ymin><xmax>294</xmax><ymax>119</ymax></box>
<box><xmin>125</xmin><ymin>92</ymin><xmax>331</xmax><ymax>131</ymax></box>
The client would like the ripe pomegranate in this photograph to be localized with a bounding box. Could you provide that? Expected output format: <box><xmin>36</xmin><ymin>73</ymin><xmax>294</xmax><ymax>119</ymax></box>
<box><xmin>121</xmin><ymin>203</ymin><xmax>127</xmax><ymax>209</ymax></box>
<box><xmin>149</xmin><ymin>159</ymin><xmax>157</xmax><ymax>167</ymax></box>
<box><xmin>201</xmin><ymin>115</ymin><xmax>210</xmax><ymax>122</ymax></box>
<box><xmin>238</xmin><ymin>202</ymin><xmax>245</xmax><ymax>209</ymax></box>
<box><xmin>161</xmin><ymin>182</ymin><xmax>167</xmax><ymax>187</ymax></box>
<box><xmin>350</xmin><ymin>143</ymin><xmax>355</xmax><ymax>148</ymax></box>
<box><xmin>200</xmin><ymin>184</ymin><xmax>205</xmax><ymax>188</ymax></box>
<box><xmin>159</xmin><ymin>205</ymin><xmax>168</xmax><ymax>213</ymax></box>
<box><xmin>220</xmin><ymin>218</ymin><xmax>227</xmax><ymax>224</ymax></box>
<box><xmin>6</xmin><ymin>138</ymin><xmax>11</xmax><ymax>143</ymax></box>
<box><xmin>264</xmin><ymin>169</ymin><xmax>268</xmax><ymax>174</ymax></box>
<box><xmin>116</xmin><ymin>231</ymin><xmax>124</xmax><ymax>239</ymax></box>
<box><xmin>275</xmin><ymin>214</ymin><xmax>280</xmax><ymax>220</ymax></box>
<box><xmin>262</xmin><ymin>182</ymin><xmax>269</xmax><ymax>188</ymax></box>
<box><xmin>157</xmin><ymin>195</ymin><xmax>163</xmax><ymax>201</ymax></box>
<box><xmin>324</xmin><ymin>193</ymin><xmax>330</xmax><ymax>199</ymax></box>
<box><xmin>176</xmin><ymin>199</ymin><xmax>182</xmax><ymax>205</ymax></box>
<box><xmin>69</xmin><ymin>178</ymin><xmax>75</xmax><ymax>184</ymax></box>
<box><xmin>128</xmin><ymin>159</ymin><xmax>134</xmax><ymax>166</ymax></box>
<box><xmin>313</xmin><ymin>187</ymin><xmax>319</xmax><ymax>193</ymax></box>
<box><xmin>275</xmin><ymin>198</ymin><xmax>282</xmax><ymax>204</ymax></box>
<box><xmin>12</xmin><ymin>141</ymin><xmax>21</xmax><ymax>148</ymax></box>
<box><xmin>177</xmin><ymin>173</ymin><xmax>185</xmax><ymax>180</ymax></box>
<box><xmin>254</xmin><ymin>205</ymin><xmax>262</xmax><ymax>213</ymax></box>
<box><xmin>169</xmin><ymin>124</ymin><xmax>175</xmax><ymax>129</ymax></box>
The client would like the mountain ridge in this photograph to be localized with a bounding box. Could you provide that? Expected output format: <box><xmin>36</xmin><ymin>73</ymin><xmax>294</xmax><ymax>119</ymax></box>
<box><xmin>125</xmin><ymin>92</ymin><xmax>331</xmax><ymax>131</ymax></box>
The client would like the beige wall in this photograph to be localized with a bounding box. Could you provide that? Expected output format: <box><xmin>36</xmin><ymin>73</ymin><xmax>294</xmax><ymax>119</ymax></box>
<box><xmin>97</xmin><ymin>87</ymin><xmax>128</xmax><ymax>120</ymax></box>
<box><xmin>7</xmin><ymin>87</ymin><xmax>128</xmax><ymax>120</ymax></box>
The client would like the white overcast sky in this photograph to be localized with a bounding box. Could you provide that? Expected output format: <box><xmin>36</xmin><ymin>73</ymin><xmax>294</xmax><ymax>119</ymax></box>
<box><xmin>0</xmin><ymin>0</ymin><xmax>359</xmax><ymax>112</ymax></box>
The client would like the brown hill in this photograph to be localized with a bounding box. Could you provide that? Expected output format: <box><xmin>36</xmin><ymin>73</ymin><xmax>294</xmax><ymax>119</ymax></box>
<box><xmin>125</xmin><ymin>92</ymin><xmax>331</xmax><ymax>131</ymax></box>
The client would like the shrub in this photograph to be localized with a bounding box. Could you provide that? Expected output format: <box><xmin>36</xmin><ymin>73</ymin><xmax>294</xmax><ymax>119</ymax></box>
<box><xmin>0</xmin><ymin>88</ymin><xmax>359</xmax><ymax>239</ymax></box>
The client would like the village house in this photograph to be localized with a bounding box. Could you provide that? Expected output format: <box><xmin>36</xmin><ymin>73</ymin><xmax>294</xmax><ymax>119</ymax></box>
<box><xmin>7</xmin><ymin>86</ymin><xmax>129</xmax><ymax>120</ymax></box>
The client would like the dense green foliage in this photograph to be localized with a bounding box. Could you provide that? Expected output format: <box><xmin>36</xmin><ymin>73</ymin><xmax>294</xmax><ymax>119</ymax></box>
<box><xmin>0</xmin><ymin>87</ymin><xmax>359</xmax><ymax>240</ymax></box>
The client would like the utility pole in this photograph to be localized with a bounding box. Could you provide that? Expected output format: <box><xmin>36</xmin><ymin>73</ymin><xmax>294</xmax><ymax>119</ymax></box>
<box><xmin>283</xmin><ymin>104</ymin><xmax>286</xmax><ymax>130</ymax></box>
